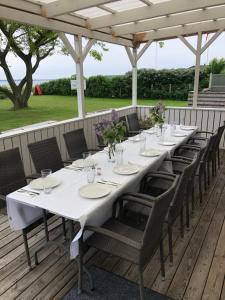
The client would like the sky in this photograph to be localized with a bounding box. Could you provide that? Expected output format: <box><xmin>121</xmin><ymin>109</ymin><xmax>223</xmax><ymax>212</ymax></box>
<box><xmin>1</xmin><ymin>32</ymin><xmax>225</xmax><ymax>80</ymax></box>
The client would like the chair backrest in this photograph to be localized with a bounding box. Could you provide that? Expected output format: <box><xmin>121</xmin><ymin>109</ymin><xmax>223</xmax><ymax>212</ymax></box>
<box><xmin>119</xmin><ymin>116</ymin><xmax>129</xmax><ymax>138</ymax></box>
<box><xmin>169</xmin><ymin>154</ymin><xmax>199</xmax><ymax>222</ymax></box>
<box><xmin>63</xmin><ymin>128</ymin><xmax>88</xmax><ymax>159</ymax></box>
<box><xmin>127</xmin><ymin>113</ymin><xmax>140</xmax><ymax>132</ymax></box>
<box><xmin>140</xmin><ymin>175</ymin><xmax>178</xmax><ymax>267</ymax></box>
<box><xmin>28</xmin><ymin>137</ymin><xmax>63</xmax><ymax>173</ymax></box>
<box><xmin>203</xmin><ymin>131</ymin><xmax>218</xmax><ymax>162</ymax></box>
<box><xmin>214</xmin><ymin>123</ymin><xmax>225</xmax><ymax>150</ymax></box>
<box><xmin>0</xmin><ymin>148</ymin><xmax>27</xmax><ymax>196</ymax></box>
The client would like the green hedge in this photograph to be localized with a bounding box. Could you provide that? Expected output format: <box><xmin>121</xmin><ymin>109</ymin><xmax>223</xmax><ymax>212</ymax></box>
<box><xmin>39</xmin><ymin>68</ymin><xmax>209</xmax><ymax>100</ymax></box>
<box><xmin>40</xmin><ymin>78</ymin><xmax>76</xmax><ymax>96</ymax></box>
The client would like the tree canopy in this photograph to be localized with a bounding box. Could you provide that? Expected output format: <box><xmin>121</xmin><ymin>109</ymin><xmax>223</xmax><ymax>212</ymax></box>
<box><xmin>0</xmin><ymin>21</ymin><xmax>107</xmax><ymax>109</ymax></box>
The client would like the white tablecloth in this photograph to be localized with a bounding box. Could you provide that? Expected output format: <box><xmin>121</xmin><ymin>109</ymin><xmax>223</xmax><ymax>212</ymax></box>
<box><xmin>6</xmin><ymin>125</ymin><xmax>197</xmax><ymax>258</ymax></box>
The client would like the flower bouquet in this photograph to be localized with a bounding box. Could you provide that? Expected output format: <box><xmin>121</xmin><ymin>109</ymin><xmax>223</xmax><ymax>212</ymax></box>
<box><xmin>94</xmin><ymin>110</ymin><xmax>126</xmax><ymax>161</ymax></box>
<box><xmin>150</xmin><ymin>101</ymin><xmax>166</xmax><ymax>127</ymax></box>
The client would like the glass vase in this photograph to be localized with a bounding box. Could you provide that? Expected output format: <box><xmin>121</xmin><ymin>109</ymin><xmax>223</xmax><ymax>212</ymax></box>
<box><xmin>108</xmin><ymin>143</ymin><xmax>116</xmax><ymax>163</ymax></box>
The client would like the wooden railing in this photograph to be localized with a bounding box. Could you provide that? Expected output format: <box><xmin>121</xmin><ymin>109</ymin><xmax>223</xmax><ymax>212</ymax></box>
<box><xmin>0</xmin><ymin>106</ymin><xmax>136</xmax><ymax>175</ymax></box>
<box><xmin>1</xmin><ymin>105</ymin><xmax>225</xmax><ymax>176</ymax></box>
<box><xmin>137</xmin><ymin>105</ymin><xmax>225</xmax><ymax>147</ymax></box>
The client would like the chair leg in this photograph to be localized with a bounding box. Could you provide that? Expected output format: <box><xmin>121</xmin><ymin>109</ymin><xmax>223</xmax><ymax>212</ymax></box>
<box><xmin>199</xmin><ymin>172</ymin><xmax>203</xmax><ymax>204</ymax></box>
<box><xmin>185</xmin><ymin>196</ymin><xmax>190</xmax><ymax>230</ymax></box>
<box><xmin>218</xmin><ymin>149</ymin><xmax>220</xmax><ymax>168</ymax></box>
<box><xmin>43</xmin><ymin>209</ymin><xmax>49</xmax><ymax>242</ymax></box>
<box><xmin>168</xmin><ymin>224</ymin><xmax>173</xmax><ymax>265</ymax></box>
<box><xmin>78</xmin><ymin>239</ymin><xmax>83</xmax><ymax>294</ymax></box>
<box><xmin>22</xmin><ymin>229</ymin><xmax>32</xmax><ymax>270</ymax></box>
<box><xmin>159</xmin><ymin>239</ymin><xmax>165</xmax><ymax>280</ymax></box>
<box><xmin>62</xmin><ymin>217</ymin><xmax>67</xmax><ymax>238</ymax></box>
<box><xmin>180</xmin><ymin>207</ymin><xmax>184</xmax><ymax>238</ymax></box>
<box><xmin>207</xmin><ymin>161</ymin><xmax>210</xmax><ymax>186</ymax></box>
<box><xmin>138</xmin><ymin>266</ymin><xmax>145</xmax><ymax>300</ymax></box>
<box><xmin>191</xmin><ymin>185</ymin><xmax>195</xmax><ymax>212</ymax></box>
<box><xmin>203</xmin><ymin>165</ymin><xmax>207</xmax><ymax>191</ymax></box>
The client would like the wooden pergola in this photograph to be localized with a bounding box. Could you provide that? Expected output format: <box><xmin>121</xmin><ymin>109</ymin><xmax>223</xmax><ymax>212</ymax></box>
<box><xmin>1</xmin><ymin>0</ymin><xmax>225</xmax><ymax>116</ymax></box>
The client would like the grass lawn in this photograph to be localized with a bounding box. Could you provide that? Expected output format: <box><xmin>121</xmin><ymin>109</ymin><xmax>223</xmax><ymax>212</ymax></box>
<box><xmin>0</xmin><ymin>95</ymin><xmax>187</xmax><ymax>131</ymax></box>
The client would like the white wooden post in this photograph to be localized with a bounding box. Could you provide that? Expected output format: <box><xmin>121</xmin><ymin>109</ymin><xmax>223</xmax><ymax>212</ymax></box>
<box><xmin>125</xmin><ymin>40</ymin><xmax>152</xmax><ymax>107</ymax></box>
<box><xmin>74</xmin><ymin>35</ymin><xmax>85</xmax><ymax>118</ymax></box>
<box><xmin>132</xmin><ymin>48</ymin><xmax>138</xmax><ymax>106</ymax></box>
<box><xmin>193</xmin><ymin>32</ymin><xmax>202</xmax><ymax>109</ymax></box>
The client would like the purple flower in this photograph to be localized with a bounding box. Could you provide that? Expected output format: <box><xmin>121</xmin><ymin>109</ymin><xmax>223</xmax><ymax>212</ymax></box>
<box><xmin>111</xmin><ymin>109</ymin><xmax>119</xmax><ymax>123</ymax></box>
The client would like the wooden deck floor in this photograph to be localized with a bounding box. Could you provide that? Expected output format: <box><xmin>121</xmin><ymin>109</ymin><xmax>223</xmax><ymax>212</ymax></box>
<box><xmin>0</xmin><ymin>155</ymin><xmax>225</xmax><ymax>300</ymax></box>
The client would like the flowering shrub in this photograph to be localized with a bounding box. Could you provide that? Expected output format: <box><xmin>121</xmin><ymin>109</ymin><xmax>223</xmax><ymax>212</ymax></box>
<box><xmin>94</xmin><ymin>110</ymin><xmax>126</xmax><ymax>145</ymax></box>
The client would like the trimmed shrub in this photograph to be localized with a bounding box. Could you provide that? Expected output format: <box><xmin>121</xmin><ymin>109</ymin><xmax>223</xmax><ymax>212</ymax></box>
<box><xmin>39</xmin><ymin>67</ymin><xmax>209</xmax><ymax>101</ymax></box>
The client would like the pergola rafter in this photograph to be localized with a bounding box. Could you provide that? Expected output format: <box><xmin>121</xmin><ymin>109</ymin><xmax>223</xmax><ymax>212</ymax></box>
<box><xmin>87</xmin><ymin>0</ymin><xmax>225</xmax><ymax>30</ymax></box>
<box><xmin>1</xmin><ymin>0</ymin><xmax>225</xmax><ymax>116</ymax></box>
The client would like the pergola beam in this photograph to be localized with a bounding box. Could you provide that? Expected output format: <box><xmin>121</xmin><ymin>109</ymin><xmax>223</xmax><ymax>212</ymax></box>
<box><xmin>88</xmin><ymin>0</ymin><xmax>225</xmax><ymax>29</ymax></box>
<box><xmin>41</xmin><ymin>0</ymin><xmax>116</xmax><ymax>18</ymax></box>
<box><xmin>134</xmin><ymin>19</ymin><xmax>225</xmax><ymax>43</ymax></box>
<box><xmin>0</xmin><ymin>5</ymin><xmax>133</xmax><ymax>47</ymax></box>
<box><xmin>112</xmin><ymin>6</ymin><xmax>225</xmax><ymax>36</ymax></box>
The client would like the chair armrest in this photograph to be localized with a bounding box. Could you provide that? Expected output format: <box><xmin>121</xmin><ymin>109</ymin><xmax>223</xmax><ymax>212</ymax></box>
<box><xmin>195</xmin><ymin>130</ymin><xmax>213</xmax><ymax>135</ymax></box>
<box><xmin>118</xmin><ymin>192</ymin><xmax>156</xmax><ymax>205</ymax></box>
<box><xmin>26</xmin><ymin>173</ymin><xmax>40</xmax><ymax>180</ymax></box>
<box><xmin>171</xmin><ymin>155</ymin><xmax>193</xmax><ymax>162</ymax></box>
<box><xmin>0</xmin><ymin>194</ymin><xmax>6</xmax><ymax>201</ymax></box>
<box><xmin>164</xmin><ymin>158</ymin><xmax>190</xmax><ymax>165</ymax></box>
<box><xmin>177</xmin><ymin>144</ymin><xmax>201</xmax><ymax>151</ymax></box>
<box><xmin>84</xmin><ymin>225</ymin><xmax>142</xmax><ymax>249</ymax></box>
<box><xmin>144</xmin><ymin>171</ymin><xmax>176</xmax><ymax>180</ymax></box>
<box><xmin>188</xmin><ymin>137</ymin><xmax>208</xmax><ymax>142</ymax></box>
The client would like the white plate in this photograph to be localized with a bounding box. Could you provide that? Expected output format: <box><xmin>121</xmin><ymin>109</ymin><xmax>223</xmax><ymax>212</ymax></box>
<box><xmin>140</xmin><ymin>149</ymin><xmax>162</xmax><ymax>157</ymax></box>
<box><xmin>180</xmin><ymin>126</ymin><xmax>196</xmax><ymax>131</ymax></box>
<box><xmin>158</xmin><ymin>141</ymin><xmax>176</xmax><ymax>146</ymax></box>
<box><xmin>79</xmin><ymin>183</ymin><xmax>111</xmax><ymax>199</ymax></box>
<box><xmin>128</xmin><ymin>136</ymin><xmax>143</xmax><ymax>142</ymax></box>
<box><xmin>113</xmin><ymin>164</ymin><xmax>140</xmax><ymax>175</ymax></box>
<box><xmin>72</xmin><ymin>158</ymin><xmax>97</xmax><ymax>168</ymax></box>
<box><xmin>29</xmin><ymin>177</ymin><xmax>61</xmax><ymax>190</ymax></box>
<box><xmin>172</xmin><ymin>132</ymin><xmax>188</xmax><ymax>137</ymax></box>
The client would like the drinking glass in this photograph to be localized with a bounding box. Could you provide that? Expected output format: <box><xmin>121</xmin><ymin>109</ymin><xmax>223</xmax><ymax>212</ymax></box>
<box><xmin>82</xmin><ymin>152</ymin><xmax>92</xmax><ymax>168</ymax></box>
<box><xmin>86</xmin><ymin>166</ymin><xmax>95</xmax><ymax>184</ymax></box>
<box><xmin>115</xmin><ymin>144</ymin><xmax>124</xmax><ymax>166</ymax></box>
<box><xmin>170</xmin><ymin>122</ymin><xmax>176</xmax><ymax>136</ymax></box>
<box><xmin>41</xmin><ymin>169</ymin><xmax>52</xmax><ymax>194</ymax></box>
<box><xmin>139</xmin><ymin>133</ymin><xmax>146</xmax><ymax>154</ymax></box>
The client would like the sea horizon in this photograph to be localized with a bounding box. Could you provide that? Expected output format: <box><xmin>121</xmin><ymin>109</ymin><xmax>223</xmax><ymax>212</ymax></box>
<box><xmin>0</xmin><ymin>79</ymin><xmax>51</xmax><ymax>86</ymax></box>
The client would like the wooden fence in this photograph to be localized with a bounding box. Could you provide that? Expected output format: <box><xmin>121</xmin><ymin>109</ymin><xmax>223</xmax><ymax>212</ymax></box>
<box><xmin>1</xmin><ymin>105</ymin><xmax>225</xmax><ymax>176</ymax></box>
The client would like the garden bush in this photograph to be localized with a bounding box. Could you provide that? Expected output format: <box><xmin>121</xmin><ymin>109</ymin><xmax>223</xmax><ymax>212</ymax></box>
<box><xmin>40</xmin><ymin>67</ymin><xmax>209</xmax><ymax>101</ymax></box>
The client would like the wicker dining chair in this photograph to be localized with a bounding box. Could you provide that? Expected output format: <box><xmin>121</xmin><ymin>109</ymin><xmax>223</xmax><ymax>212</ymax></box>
<box><xmin>78</xmin><ymin>173</ymin><xmax>178</xmax><ymax>300</ymax></box>
<box><xmin>28</xmin><ymin>137</ymin><xmax>67</xmax><ymax>236</ymax></box>
<box><xmin>126</xmin><ymin>155</ymin><xmax>199</xmax><ymax>265</ymax></box>
<box><xmin>63</xmin><ymin>128</ymin><xmax>99</xmax><ymax>160</ymax></box>
<box><xmin>0</xmin><ymin>148</ymin><xmax>50</xmax><ymax>270</ymax></box>
<box><xmin>118</xmin><ymin>115</ymin><xmax>129</xmax><ymax>138</ymax></box>
<box><xmin>28</xmin><ymin>137</ymin><xmax>64</xmax><ymax>173</ymax></box>
<box><xmin>126</xmin><ymin>112</ymin><xmax>143</xmax><ymax>135</ymax></box>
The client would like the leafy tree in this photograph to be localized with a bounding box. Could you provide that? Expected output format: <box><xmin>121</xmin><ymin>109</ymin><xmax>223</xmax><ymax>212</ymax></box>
<box><xmin>206</xmin><ymin>58</ymin><xmax>225</xmax><ymax>74</ymax></box>
<box><xmin>0</xmin><ymin>21</ymin><xmax>107</xmax><ymax>109</ymax></box>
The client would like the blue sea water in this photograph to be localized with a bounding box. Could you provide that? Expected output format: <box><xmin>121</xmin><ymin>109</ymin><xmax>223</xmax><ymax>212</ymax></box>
<box><xmin>0</xmin><ymin>79</ymin><xmax>50</xmax><ymax>86</ymax></box>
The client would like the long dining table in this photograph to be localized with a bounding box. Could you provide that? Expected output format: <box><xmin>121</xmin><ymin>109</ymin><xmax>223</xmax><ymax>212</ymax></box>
<box><xmin>6</xmin><ymin>124</ymin><xmax>197</xmax><ymax>259</ymax></box>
